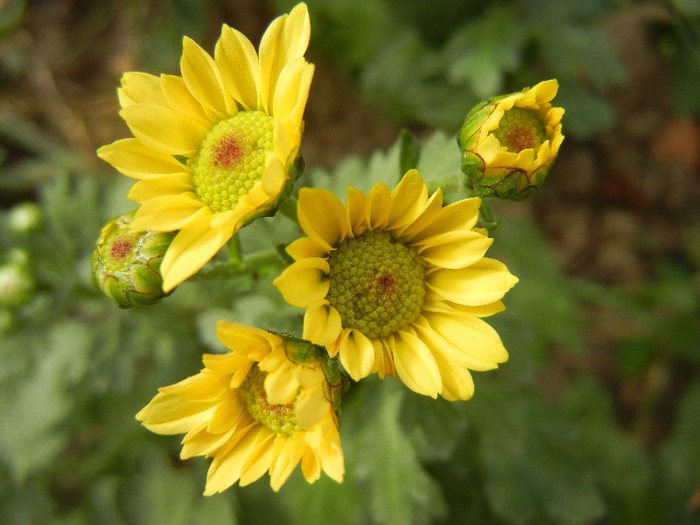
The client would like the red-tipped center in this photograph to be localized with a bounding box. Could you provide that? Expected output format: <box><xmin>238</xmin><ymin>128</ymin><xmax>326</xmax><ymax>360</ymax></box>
<box><xmin>213</xmin><ymin>135</ymin><xmax>243</xmax><ymax>168</ymax></box>
<box><xmin>110</xmin><ymin>238</ymin><xmax>135</xmax><ymax>260</ymax></box>
<box><xmin>504</xmin><ymin>127</ymin><xmax>536</xmax><ymax>153</ymax></box>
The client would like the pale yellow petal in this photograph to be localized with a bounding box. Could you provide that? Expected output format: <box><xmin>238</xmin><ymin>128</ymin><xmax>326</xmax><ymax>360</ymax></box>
<box><xmin>297</xmin><ymin>187</ymin><xmax>349</xmax><ymax>251</ymax></box>
<box><xmin>427</xmin><ymin>258</ymin><xmax>518</xmax><ymax>306</ymax></box>
<box><xmin>160</xmin><ymin>213</ymin><xmax>231</xmax><ymax>292</ymax></box>
<box><xmin>136</xmin><ymin>394</ymin><xmax>216</xmax><ymax>435</ymax></box>
<box><xmin>204</xmin><ymin>422</ymin><xmax>258</xmax><ymax>495</ymax></box>
<box><xmin>97</xmin><ymin>138</ymin><xmax>188</xmax><ymax>180</ymax></box>
<box><xmin>425</xmin><ymin>312</ymin><xmax>508</xmax><ymax>368</ymax></box>
<box><xmin>264</xmin><ymin>367</ymin><xmax>301</xmax><ymax>405</ymax></box>
<box><xmin>120</xmin><ymin>103</ymin><xmax>209</xmax><ymax>156</ymax></box>
<box><xmin>270</xmin><ymin>432</ymin><xmax>306</xmax><ymax>491</ymax></box>
<box><xmin>397</xmin><ymin>188</ymin><xmax>443</xmax><ymax>242</ymax></box>
<box><xmin>302</xmin><ymin>302</ymin><xmax>343</xmax><ymax>347</ymax></box>
<box><xmin>207</xmin><ymin>397</ymin><xmax>246</xmax><ymax>434</ymax></box>
<box><xmin>338</xmin><ymin>329</ymin><xmax>375</xmax><ymax>381</ymax></box>
<box><xmin>239</xmin><ymin>431</ymin><xmax>276</xmax><ymax>486</ymax></box>
<box><xmin>392</xmin><ymin>330</ymin><xmax>441</xmax><ymax>398</ymax></box>
<box><xmin>180</xmin><ymin>36</ymin><xmax>227</xmax><ymax>120</ymax></box>
<box><xmin>118</xmin><ymin>72</ymin><xmax>165</xmax><ymax>107</ymax></box>
<box><xmin>273</xmin><ymin>258</ymin><xmax>330</xmax><ymax>307</ymax></box>
<box><xmin>346</xmin><ymin>186</ymin><xmax>369</xmax><ymax>234</ymax></box>
<box><xmin>366</xmin><ymin>181</ymin><xmax>392</xmax><ymax>231</ymax></box>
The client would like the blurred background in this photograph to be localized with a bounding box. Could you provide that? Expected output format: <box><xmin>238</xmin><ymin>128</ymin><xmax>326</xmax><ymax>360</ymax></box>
<box><xmin>1</xmin><ymin>0</ymin><xmax>699</xmax><ymax>523</ymax></box>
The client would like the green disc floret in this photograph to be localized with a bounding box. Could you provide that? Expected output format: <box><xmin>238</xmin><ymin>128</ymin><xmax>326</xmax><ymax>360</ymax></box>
<box><xmin>238</xmin><ymin>365</ymin><xmax>303</xmax><ymax>436</ymax></box>
<box><xmin>492</xmin><ymin>107</ymin><xmax>547</xmax><ymax>153</ymax></box>
<box><xmin>327</xmin><ymin>230</ymin><xmax>426</xmax><ymax>338</ymax></box>
<box><xmin>190</xmin><ymin>110</ymin><xmax>274</xmax><ymax>213</ymax></box>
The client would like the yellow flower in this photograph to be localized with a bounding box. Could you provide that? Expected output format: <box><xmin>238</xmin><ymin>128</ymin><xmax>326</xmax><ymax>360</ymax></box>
<box><xmin>459</xmin><ymin>79</ymin><xmax>564</xmax><ymax>201</ymax></box>
<box><xmin>136</xmin><ymin>322</ymin><xmax>345</xmax><ymax>494</ymax></box>
<box><xmin>98</xmin><ymin>3</ymin><xmax>314</xmax><ymax>291</ymax></box>
<box><xmin>273</xmin><ymin>170</ymin><xmax>518</xmax><ymax>400</ymax></box>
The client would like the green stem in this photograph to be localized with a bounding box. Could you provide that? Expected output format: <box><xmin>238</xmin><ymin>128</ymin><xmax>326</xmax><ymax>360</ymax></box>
<box><xmin>226</xmin><ymin>234</ymin><xmax>242</xmax><ymax>264</ymax></box>
<box><xmin>191</xmin><ymin>249</ymin><xmax>284</xmax><ymax>281</ymax></box>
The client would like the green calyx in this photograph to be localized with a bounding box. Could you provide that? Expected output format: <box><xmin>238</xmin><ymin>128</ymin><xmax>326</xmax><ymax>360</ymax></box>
<box><xmin>91</xmin><ymin>211</ymin><xmax>174</xmax><ymax>308</ymax></box>
<box><xmin>327</xmin><ymin>230</ymin><xmax>426</xmax><ymax>338</ymax></box>
<box><xmin>190</xmin><ymin>110</ymin><xmax>274</xmax><ymax>213</ymax></box>
<box><xmin>238</xmin><ymin>365</ymin><xmax>303</xmax><ymax>436</ymax></box>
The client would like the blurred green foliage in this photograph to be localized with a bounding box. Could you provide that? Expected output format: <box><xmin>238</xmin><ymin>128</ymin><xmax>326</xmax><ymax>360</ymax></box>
<box><xmin>1</xmin><ymin>0</ymin><xmax>699</xmax><ymax>524</ymax></box>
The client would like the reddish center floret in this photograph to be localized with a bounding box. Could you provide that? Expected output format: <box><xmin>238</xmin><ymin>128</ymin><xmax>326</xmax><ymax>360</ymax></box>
<box><xmin>212</xmin><ymin>135</ymin><xmax>243</xmax><ymax>168</ymax></box>
<box><xmin>504</xmin><ymin>127</ymin><xmax>536</xmax><ymax>153</ymax></box>
<box><xmin>376</xmin><ymin>274</ymin><xmax>397</xmax><ymax>295</ymax></box>
<box><xmin>110</xmin><ymin>238</ymin><xmax>135</xmax><ymax>260</ymax></box>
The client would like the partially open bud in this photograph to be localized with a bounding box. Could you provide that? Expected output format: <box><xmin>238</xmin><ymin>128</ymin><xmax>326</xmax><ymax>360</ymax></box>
<box><xmin>91</xmin><ymin>211</ymin><xmax>175</xmax><ymax>308</ymax></box>
<box><xmin>459</xmin><ymin>79</ymin><xmax>564</xmax><ymax>201</ymax></box>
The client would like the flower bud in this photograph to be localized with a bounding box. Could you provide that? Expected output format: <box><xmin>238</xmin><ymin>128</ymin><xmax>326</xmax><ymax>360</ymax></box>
<box><xmin>459</xmin><ymin>79</ymin><xmax>564</xmax><ymax>201</ymax></box>
<box><xmin>91</xmin><ymin>211</ymin><xmax>175</xmax><ymax>308</ymax></box>
<box><xmin>0</xmin><ymin>258</ymin><xmax>34</xmax><ymax>307</ymax></box>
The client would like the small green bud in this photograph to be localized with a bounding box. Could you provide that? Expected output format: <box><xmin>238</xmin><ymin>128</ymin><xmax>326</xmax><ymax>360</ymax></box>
<box><xmin>459</xmin><ymin>79</ymin><xmax>564</xmax><ymax>201</ymax></box>
<box><xmin>91</xmin><ymin>211</ymin><xmax>175</xmax><ymax>308</ymax></box>
<box><xmin>7</xmin><ymin>202</ymin><xmax>42</xmax><ymax>235</ymax></box>
<box><xmin>0</xmin><ymin>260</ymin><xmax>34</xmax><ymax>307</ymax></box>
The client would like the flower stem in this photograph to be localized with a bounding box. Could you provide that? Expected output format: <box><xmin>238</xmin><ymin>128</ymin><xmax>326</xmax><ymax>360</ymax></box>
<box><xmin>192</xmin><ymin>249</ymin><xmax>284</xmax><ymax>281</ymax></box>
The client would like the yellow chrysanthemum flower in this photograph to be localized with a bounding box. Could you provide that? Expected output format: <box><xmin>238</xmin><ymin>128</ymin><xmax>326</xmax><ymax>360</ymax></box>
<box><xmin>459</xmin><ymin>79</ymin><xmax>565</xmax><ymax>201</ymax></box>
<box><xmin>273</xmin><ymin>170</ymin><xmax>518</xmax><ymax>400</ymax></box>
<box><xmin>136</xmin><ymin>321</ymin><xmax>346</xmax><ymax>494</ymax></box>
<box><xmin>98</xmin><ymin>4</ymin><xmax>314</xmax><ymax>291</ymax></box>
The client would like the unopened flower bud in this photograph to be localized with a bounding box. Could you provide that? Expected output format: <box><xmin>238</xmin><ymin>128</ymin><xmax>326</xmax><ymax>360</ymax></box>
<box><xmin>459</xmin><ymin>79</ymin><xmax>564</xmax><ymax>201</ymax></box>
<box><xmin>91</xmin><ymin>211</ymin><xmax>175</xmax><ymax>308</ymax></box>
<box><xmin>0</xmin><ymin>260</ymin><xmax>34</xmax><ymax>307</ymax></box>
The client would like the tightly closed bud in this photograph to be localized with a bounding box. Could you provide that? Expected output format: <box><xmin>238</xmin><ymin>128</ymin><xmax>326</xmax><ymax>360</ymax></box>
<box><xmin>91</xmin><ymin>211</ymin><xmax>175</xmax><ymax>308</ymax></box>
<box><xmin>0</xmin><ymin>251</ymin><xmax>34</xmax><ymax>307</ymax></box>
<box><xmin>459</xmin><ymin>79</ymin><xmax>564</xmax><ymax>201</ymax></box>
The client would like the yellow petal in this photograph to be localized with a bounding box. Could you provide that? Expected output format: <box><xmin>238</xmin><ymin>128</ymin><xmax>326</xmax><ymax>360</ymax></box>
<box><xmin>204</xmin><ymin>422</ymin><xmax>258</xmax><ymax>495</ymax></box>
<box><xmin>388</xmin><ymin>169</ymin><xmax>429</xmax><ymax>232</ymax></box>
<box><xmin>338</xmin><ymin>329</ymin><xmax>375</xmax><ymax>380</ymax></box>
<box><xmin>120</xmin><ymin>103</ymin><xmax>209</xmax><ymax>156</ymax></box>
<box><xmin>97</xmin><ymin>138</ymin><xmax>188</xmax><ymax>179</ymax></box>
<box><xmin>273</xmin><ymin>258</ymin><xmax>330</xmax><ymax>307</ymax></box>
<box><xmin>97</xmin><ymin>138</ymin><xmax>188</xmax><ymax>180</ymax></box>
<box><xmin>425</xmin><ymin>312</ymin><xmax>508</xmax><ymax>368</ymax></box>
<box><xmin>207</xmin><ymin>397</ymin><xmax>246</xmax><ymax>434</ymax></box>
<box><xmin>136</xmin><ymin>393</ymin><xmax>216</xmax><ymax>435</ymax></box>
<box><xmin>397</xmin><ymin>188</ymin><xmax>443</xmax><ymax>242</ymax></box>
<box><xmin>295</xmin><ymin>387</ymin><xmax>330</xmax><ymax>429</ymax></box>
<box><xmin>346</xmin><ymin>186</ymin><xmax>369</xmax><ymax>234</ymax></box>
<box><xmin>160</xmin><ymin>213</ymin><xmax>231</xmax><ymax>292</ymax></box>
<box><xmin>297</xmin><ymin>187</ymin><xmax>349</xmax><ymax>251</ymax></box>
<box><xmin>129</xmin><ymin>194</ymin><xmax>203</xmax><ymax>231</ymax></box>
<box><xmin>180</xmin><ymin>36</ymin><xmax>227</xmax><ymax>120</ymax></box>
<box><xmin>366</xmin><ymin>181</ymin><xmax>392</xmax><ymax>231</ymax></box>
<box><xmin>215</xmin><ymin>24</ymin><xmax>260</xmax><ymax>112</ymax></box>
<box><xmin>273</xmin><ymin>57</ymin><xmax>314</xmax><ymax>124</ymax></box>
<box><xmin>264</xmin><ymin>367</ymin><xmax>301</xmax><ymax>405</ymax></box>
<box><xmin>285</xmin><ymin>237</ymin><xmax>329</xmax><ymax>261</ymax></box>
<box><xmin>392</xmin><ymin>330</ymin><xmax>441</xmax><ymax>398</ymax></box>
<box><xmin>410</xmin><ymin>197</ymin><xmax>482</xmax><ymax>243</ymax></box>
<box><xmin>302</xmin><ymin>303</ymin><xmax>343</xmax><ymax>347</ymax></box>
<box><xmin>427</xmin><ymin>258</ymin><xmax>518</xmax><ymax>306</ymax></box>
<box><xmin>118</xmin><ymin>72</ymin><xmax>165</xmax><ymax>107</ymax></box>
<box><xmin>239</xmin><ymin>431</ymin><xmax>276</xmax><ymax>487</ymax></box>
<box><xmin>418</xmin><ymin>230</ymin><xmax>493</xmax><ymax>269</ymax></box>
<box><xmin>270</xmin><ymin>432</ymin><xmax>306</xmax><ymax>491</ymax></box>
<box><xmin>259</xmin><ymin>3</ymin><xmax>311</xmax><ymax>113</ymax></box>
<box><xmin>127</xmin><ymin>175</ymin><xmax>193</xmax><ymax>202</ymax></box>
<box><xmin>160</xmin><ymin>73</ymin><xmax>211</xmax><ymax>124</ymax></box>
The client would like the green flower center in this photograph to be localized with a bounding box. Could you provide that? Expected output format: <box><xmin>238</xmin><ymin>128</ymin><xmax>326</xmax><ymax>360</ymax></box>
<box><xmin>238</xmin><ymin>365</ymin><xmax>302</xmax><ymax>436</ymax></box>
<box><xmin>190</xmin><ymin>110</ymin><xmax>274</xmax><ymax>213</ymax></box>
<box><xmin>493</xmin><ymin>107</ymin><xmax>547</xmax><ymax>153</ymax></box>
<box><xmin>326</xmin><ymin>230</ymin><xmax>426</xmax><ymax>339</ymax></box>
